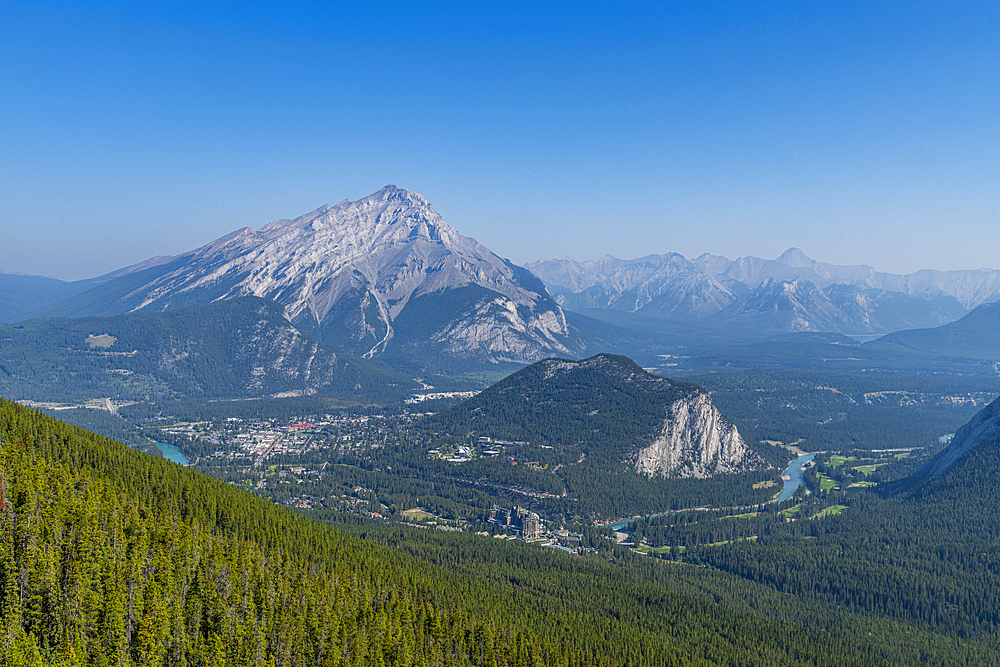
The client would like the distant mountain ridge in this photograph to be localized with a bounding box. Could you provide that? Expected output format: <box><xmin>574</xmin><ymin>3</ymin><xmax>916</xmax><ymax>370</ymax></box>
<box><xmin>0</xmin><ymin>273</ymin><xmax>99</xmax><ymax>322</ymax></box>
<box><xmin>18</xmin><ymin>186</ymin><xmax>583</xmax><ymax>366</ymax></box>
<box><xmin>528</xmin><ymin>249</ymin><xmax>999</xmax><ymax>335</ymax></box>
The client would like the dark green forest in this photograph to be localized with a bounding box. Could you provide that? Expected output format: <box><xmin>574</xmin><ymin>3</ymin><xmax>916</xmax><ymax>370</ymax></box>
<box><xmin>4</xmin><ymin>399</ymin><xmax>1000</xmax><ymax>664</ymax></box>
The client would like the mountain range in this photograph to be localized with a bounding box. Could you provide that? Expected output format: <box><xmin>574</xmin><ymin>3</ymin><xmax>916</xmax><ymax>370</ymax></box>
<box><xmin>527</xmin><ymin>248</ymin><xmax>1000</xmax><ymax>335</ymax></box>
<box><xmin>4</xmin><ymin>186</ymin><xmax>1000</xmax><ymax>389</ymax></box>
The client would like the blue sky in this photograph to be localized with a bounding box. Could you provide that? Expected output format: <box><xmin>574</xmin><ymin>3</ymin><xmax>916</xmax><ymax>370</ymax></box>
<box><xmin>2</xmin><ymin>1</ymin><xmax>997</xmax><ymax>280</ymax></box>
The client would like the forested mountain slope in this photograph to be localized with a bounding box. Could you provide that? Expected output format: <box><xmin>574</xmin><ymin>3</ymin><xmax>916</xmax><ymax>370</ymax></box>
<box><xmin>0</xmin><ymin>297</ymin><xmax>411</xmax><ymax>402</ymax></box>
<box><xmin>414</xmin><ymin>354</ymin><xmax>792</xmax><ymax>519</ymax></box>
<box><xmin>1</xmin><ymin>400</ymin><xmax>996</xmax><ymax>664</ymax></box>
<box><xmin>689</xmin><ymin>397</ymin><xmax>1000</xmax><ymax>641</ymax></box>
<box><xmin>426</xmin><ymin>354</ymin><xmax>769</xmax><ymax>477</ymax></box>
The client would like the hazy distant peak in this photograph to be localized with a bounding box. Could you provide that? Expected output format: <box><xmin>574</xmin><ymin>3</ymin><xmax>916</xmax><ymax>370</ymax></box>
<box><xmin>776</xmin><ymin>247</ymin><xmax>814</xmax><ymax>267</ymax></box>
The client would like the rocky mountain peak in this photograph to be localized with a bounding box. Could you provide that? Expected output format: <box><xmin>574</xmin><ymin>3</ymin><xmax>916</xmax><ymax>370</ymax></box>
<box><xmin>776</xmin><ymin>247</ymin><xmax>815</xmax><ymax>268</ymax></box>
<box><xmin>29</xmin><ymin>186</ymin><xmax>580</xmax><ymax>366</ymax></box>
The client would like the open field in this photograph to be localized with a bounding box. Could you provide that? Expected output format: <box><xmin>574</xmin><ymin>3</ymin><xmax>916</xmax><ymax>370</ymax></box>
<box><xmin>818</xmin><ymin>474</ymin><xmax>839</xmax><ymax>491</ymax></box>
<box><xmin>780</xmin><ymin>504</ymin><xmax>801</xmax><ymax>518</ymax></box>
<box><xmin>635</xmin><ymin>545</ymin><xmax>685</xmax><ymax>554</ymax></box>
<box><xmin>811</xmin><ymin>505</ymin><xmax>848</xmax><ymax>519</ymax></box>
<box><xmin>829</xmin><ymin>455</ymin><xmax>856</xmax><ymax>468</ymax></box>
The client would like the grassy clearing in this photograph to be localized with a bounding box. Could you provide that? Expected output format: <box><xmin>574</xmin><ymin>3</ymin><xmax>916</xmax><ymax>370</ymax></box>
<box><xmin>848</xmin><ymin>481</ymin><xmax>877</xmax><ymax>488</ymax></box>
<box><xmin>828</xmin><ymin>455</ymin><xmax>856</xmax><ymax>468</ymax></box>
<box><xmin>818</xmin><ymin>474</ymin><xmax>839</xmax><ymax>491</ymax></box>
<box><xmin>636</xmin><ymin>545</ymin><xmax>685</xmax><ymax>554</ymax></box>
<box><xmin>402</xmin><ymin>508</ymin><xmax>436</xmax><ymax>521</ymax></box>
<box><xmin>706</xmin><ymin>536</ymin><xmax>757</xmax><ymax>547</ymax></box>
<box><xmin>723</xmin><ymin>512</ymin><xmax>759</xmax><ymax>520</ymax></box>
<box><xmin>853</xmin><ymin>463</ymin><xmax>880</xmax><ymax>474</ymax></box>
<box><xmin>810</xmin><ymin>505</ymin><xmax>848</xmax><ymax>519</ymax></box>
<box><xmin>780</xmin><ymin>504</ymin><xmax>801</xmax><ymax>518</ymax></box>
<box><xmin>752</xmin><ymin>480</ymin><xmax>778</xmax><ymax>489</ymax></box>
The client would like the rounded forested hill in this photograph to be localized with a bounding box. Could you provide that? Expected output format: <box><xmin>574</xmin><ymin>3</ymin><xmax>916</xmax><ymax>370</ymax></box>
<box><xmin>423</xmin><ymin>354</ymin><xmax>703</xmax><ymax>460</ymax></box>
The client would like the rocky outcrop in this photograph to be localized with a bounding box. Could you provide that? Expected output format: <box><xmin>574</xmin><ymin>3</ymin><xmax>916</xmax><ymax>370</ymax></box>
<box><xmin>910</xmin><ymin>396</ymin><xmax>1000</xmax><ymax>483</ymax></box>
<box><xmin>636</xmin><ymin>392</ymin><xmax>763</xmax><ymax>478</ymax></box>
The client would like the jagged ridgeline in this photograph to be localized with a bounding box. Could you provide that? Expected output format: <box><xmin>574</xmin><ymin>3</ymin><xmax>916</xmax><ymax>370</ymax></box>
<box><xmin>0</xmin><ymin>297</ymin><xmax>413</xmax><ymax>403</ymax></box>
<box><xmin>421</xmin><ymin>354</ymin><xmax>783</xmax><ymax>518</ymax></box>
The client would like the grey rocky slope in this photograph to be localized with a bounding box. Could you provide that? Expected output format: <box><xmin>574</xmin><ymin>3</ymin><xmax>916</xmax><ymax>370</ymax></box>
<box><xmin>635</xmin><ymin>387</ymin><xmax>755</xmax><ymax>478</ymax></box>
<box><xmin>528</xmin><ymin>248</ymin><xmax>999</xmax><ymax>335</ymax></box>
<box><xmin>911</xmin><ymin>397</ymin><xmax>1000</xmax><ymax>483</ymax></box>
<box><xmin>22</xmin><ymin>186</ymin><xmax>583</xmax><ymax>365</ymax></box>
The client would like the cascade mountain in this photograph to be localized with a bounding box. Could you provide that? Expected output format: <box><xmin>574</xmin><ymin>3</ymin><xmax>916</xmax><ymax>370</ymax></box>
<box><xmin>18</xmin><ymin>186</ymin><xmax>583</xmax><ymax>366</ymax></box>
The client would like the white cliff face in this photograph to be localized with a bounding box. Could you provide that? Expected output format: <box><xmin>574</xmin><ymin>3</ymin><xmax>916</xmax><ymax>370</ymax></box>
<box><xmin>636</xmin><ymin>392</ymin><xmax>762</xmax><ymax>478</ymax></box>
<box><xmin>99</xmin><ymin>185</ymin><xmax>577</xmax><ymax>363</ymax></box>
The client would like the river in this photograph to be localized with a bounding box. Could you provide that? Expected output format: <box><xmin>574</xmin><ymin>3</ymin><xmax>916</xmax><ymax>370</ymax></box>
<box><xmin>773</xmin><ymin>453</ymin><xmax>815</xmax><ymax>503</ymax></box>
<box><xmin>606</xmin><ymin>452</ymin><xmax>814</xmax><ymax>531</ymax></box>
<box><xmin>155</xmin><ymin>442</ymin><xmax>190</xmax><ymax>466</ymax></box>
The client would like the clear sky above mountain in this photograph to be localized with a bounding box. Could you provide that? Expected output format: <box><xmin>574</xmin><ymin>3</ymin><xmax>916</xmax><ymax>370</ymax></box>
<box><xmin>2</xmin><ymin>1</ymin><xmax>997</xmax><ymax>280</ymax></box>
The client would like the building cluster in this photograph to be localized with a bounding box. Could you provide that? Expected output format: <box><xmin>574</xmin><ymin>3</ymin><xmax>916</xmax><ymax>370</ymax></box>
<box><xmin>488</xmin><ymin>504</ymin><xmax>545</xmax><ymax>539</ymax></box>
<box><xmin>159</xmin><ymin>414</ymin><xmax>399</xmax><ymax>466</ymax></box>
<box><xmin>156</xmin><ymin>413</ymin><xmax>589</xmax><ymax>556</ymax></box>
<box><xmin>429</xmin><ymin>436</ymin><xmax>534</xmax><ymax>463</ymax></box>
